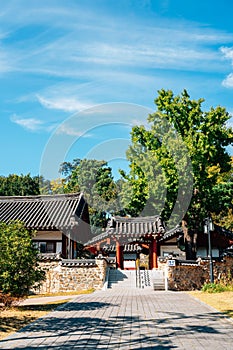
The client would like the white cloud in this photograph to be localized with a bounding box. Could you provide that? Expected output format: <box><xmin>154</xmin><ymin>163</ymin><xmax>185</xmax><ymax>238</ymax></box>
<box><xmin>220</xmin><ymin>47</ymin><xmax>233</xmax><ymax>88</ymax></box>
<box><xmin>55</xmin><ymin>124</ymin><xmax>92</xmax><ymax>137</ymax></box>
<box><xmin>220</xmin><ymin>46</ymin><xmax>233</xmax><ymax>62</ymax></box>
<box><xmin>0</xmin><ymin>3</ymin><xmax>232</xmax><ymax>79</ymax></box>
<box><xmin>11</xmin><ymin>114</ymin><xmax>55</xmax><ymax>132</ymax></box>
<box><xmin>36</xmin><ymin>95</ymin><xmax>92</xmax><ymax>112</ymax></box>
<box><xmin>222</xmin><ymin>73</ymin><xmax>233</xmax><ymax>88</ymax></box>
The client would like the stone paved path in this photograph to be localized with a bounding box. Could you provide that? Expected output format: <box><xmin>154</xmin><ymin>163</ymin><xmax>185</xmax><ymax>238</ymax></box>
<box><xmin>0</xmin><ymin>288</ymin><xmax>233</xmax><ymax>349</ymax></box>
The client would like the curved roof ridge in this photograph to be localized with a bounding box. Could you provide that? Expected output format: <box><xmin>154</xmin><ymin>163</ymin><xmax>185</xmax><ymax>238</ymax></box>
<box><xmin>0</xmin><ymin>192</ymin><xmax>82</xmax><ymax>201</ymax></box>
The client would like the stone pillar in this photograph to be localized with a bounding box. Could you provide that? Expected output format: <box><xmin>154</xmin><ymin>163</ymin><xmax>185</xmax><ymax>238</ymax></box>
<box><xmin>116</xmin><ymin>240</ymin><xmax>123</xmax><ymax>269</ymax></box>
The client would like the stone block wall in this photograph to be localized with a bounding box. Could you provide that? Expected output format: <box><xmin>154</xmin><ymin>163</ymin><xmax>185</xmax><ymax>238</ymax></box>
<box><xmin>35</xmin><ymin>258</ymin><xmax>108</xmax><ymax>294</ymax></box>
<box><xmin>167</xmin><ymin>265</ymin><xmax>209</xmax><ymax>290</ymax></box>
<box><xmin>160</xmin><ymin>256</ymin><xmax>233</xmax><ymax>291</ymax></box>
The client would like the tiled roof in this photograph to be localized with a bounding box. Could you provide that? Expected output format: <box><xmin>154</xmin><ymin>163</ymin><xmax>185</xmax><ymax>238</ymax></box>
<box><xmin>85</xmin><ymin>215</ymin><xmax>166</xmax><ymax>246</ymax></box>
<box><xmin>0</xmin><ymin>192</ymin><xmax>87</xmax><ymax>230</ymax></box>
<box><xmin>108</xmin><ymin>215</ymin><xmax>165</xmax><ymax>236</ymax></box>
<box><xmin>159</xmin><ymin>226</ymin><xmax>183</xmax><ymax>242</ymax></box>
<box><xmin>102</xmin><ymin>243</ymin><xmax>142</xmax><ymax>253</ymax></box>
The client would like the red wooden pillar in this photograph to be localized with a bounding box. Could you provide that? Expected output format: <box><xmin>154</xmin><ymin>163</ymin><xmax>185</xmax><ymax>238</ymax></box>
<box><xmin>116</xmin><ymin>240</ymin><xmax>123</xmax><ymax>269</ymax></box>
<box><xmin>150</xmin><ymin>237</ymin><xmax>158</xmax><ymax>269</ymax></box>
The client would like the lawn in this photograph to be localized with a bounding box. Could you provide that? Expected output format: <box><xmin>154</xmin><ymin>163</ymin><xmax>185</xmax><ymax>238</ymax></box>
<box><xmin>189</xmin><ymin>291</ymin><xmax>233</xmax><ymax>318</ymax></box>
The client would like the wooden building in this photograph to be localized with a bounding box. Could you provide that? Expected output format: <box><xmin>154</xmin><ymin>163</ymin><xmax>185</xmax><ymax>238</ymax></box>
<box><xmin>85</xmin><ymin>215</ymin><xmax>233</xmax><ymax>269</ymax></box>
<box><xmin>85</xmin><ymin>215</ymin><xmax>182</xmax><ymax>269</ymax></box>
<box><xmin>0</xmin><ymin>192</ymin><xmax>91</xmax><ymax>258</ymax></box>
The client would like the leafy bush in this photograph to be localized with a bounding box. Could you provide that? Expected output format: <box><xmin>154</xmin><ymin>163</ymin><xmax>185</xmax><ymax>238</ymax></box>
<box><xmin>201</xmin><ymin>283</ymin><xmax>226</xmax><ymax>293</ymax></box>
<box><xmin>0</xmin><ymin>221</ymin><xmax>45</xmax><ymax>306</ymax></box>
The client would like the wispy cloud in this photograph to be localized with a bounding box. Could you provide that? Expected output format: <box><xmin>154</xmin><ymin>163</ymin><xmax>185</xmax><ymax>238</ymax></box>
<box><xmin>37</xmin><ymin>95</ymin><xmax>93</xmax><ymax>112</ymax></box>
<box><xmin>222</xmin><ymin>73</ymin><xmax>233</xmax><ymax>88</ymax></box>
<box><xmin>11</xmin><ymin>114</ymin><xmax>55</xmax><ymax>132</ymax></box>
<box><xmin>55</xmin><ymin>124</ymin><xmax>92</xmax><ymax>137</ymax></box>
<box><xmin>0</xmin><ymin>3</ymin><xmax>232</xmax><ymax>79</ymax></box>
<box><xmin>220</xmin><ymin>46</ymin><xmax>233</xmax><ymax>60</ymax></box>
<box><xmin>220</xmin><ymin>47</ymin><xmax>233</xmax><ymax>88</ymax></box>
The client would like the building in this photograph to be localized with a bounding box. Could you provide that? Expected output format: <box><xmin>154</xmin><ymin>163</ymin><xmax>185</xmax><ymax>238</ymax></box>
<box><xmin>85</xmin><ymin>215</ymin><xmax>233</xmax><ymax>269</ymax></box>
<box><xmin>85</xmin><ymin>215</ymin><xmax>183</xmax><ymax>269</ymax></box>
<box><xmin>0</xmin><ymin>192</ymin><xmax>91</xmax><ymax>258</ymax></box>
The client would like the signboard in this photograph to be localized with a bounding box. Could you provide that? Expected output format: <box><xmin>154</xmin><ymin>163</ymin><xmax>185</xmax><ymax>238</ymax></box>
<box><xmin>167</xmin><ymin>260</ymin><xmax>176</xmax><ymax>267</ymax></box>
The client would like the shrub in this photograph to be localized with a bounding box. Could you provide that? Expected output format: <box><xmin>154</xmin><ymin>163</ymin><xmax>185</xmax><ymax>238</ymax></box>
<box><xmin>201</xmin><ymin>283</ymin><xmax>226</xmax><ymax>293</ymax></box>
<box><xmin>0</xmin><ymin>221</ymin><xmax>45</xmax><ymax>306</ymax></box>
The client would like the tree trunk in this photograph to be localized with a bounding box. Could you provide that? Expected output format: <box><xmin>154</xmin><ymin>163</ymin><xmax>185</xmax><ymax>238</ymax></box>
<box><xmin>182</xmin><ymin>219</ymin><xmax>197</xmax><ymax>260</ymax></box>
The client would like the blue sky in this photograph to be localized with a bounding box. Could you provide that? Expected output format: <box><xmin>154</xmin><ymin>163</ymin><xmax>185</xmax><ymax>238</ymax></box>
<box><xmin>1</xmin><ymin>0</ymin><xmax>233</xmax><ymax>180</ymax></box>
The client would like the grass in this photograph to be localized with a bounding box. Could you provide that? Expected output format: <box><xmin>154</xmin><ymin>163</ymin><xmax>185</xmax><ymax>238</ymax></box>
<box><xmin>189</xmin><ymin>290</ymin><xmax>233</xmax><ymax>318</ymax></box>
<box><xmin>0</xmin><ymin>289</ymin><xmax>95</xmax><ymax>340</ymax></box>
<box><xmin>0</xmin><ymin>300</ymin><xmax>68</xmax><ymax>340</ymax></box>
<box><xmin>28</xmin><ymin>288</ymin><xmax>95</xmax><ymax>298</ymax></box>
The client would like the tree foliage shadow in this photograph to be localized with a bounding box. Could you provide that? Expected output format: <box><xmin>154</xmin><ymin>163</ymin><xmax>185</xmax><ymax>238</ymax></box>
<box><xmin>0</xmin><ymin>300</ymin><xmax>232</xmax><ymax>349</ymax></box>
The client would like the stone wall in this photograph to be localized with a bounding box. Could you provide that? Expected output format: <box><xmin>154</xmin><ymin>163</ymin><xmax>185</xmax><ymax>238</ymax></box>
<box><xmin>167</xmin><ymin>265</ymin><xmax>209</xmax><ymax>290</ymax></box>
<box><xmin>35</xmin><ymin>258</ymin><xmax>108</xmax><ymax>294</ymax></box>
<box><xmin>164</xmin><ymin>256</ymin><xmax>233</xmax><ymax>291</ymax></box>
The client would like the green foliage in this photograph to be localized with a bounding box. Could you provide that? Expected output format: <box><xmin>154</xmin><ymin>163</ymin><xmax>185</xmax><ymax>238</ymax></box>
<box><xmin>39</xmin><ymin>176</ymin><xmax>52</xmax><ymax>194</ymax></box>
<box><xmin>201</xmin><ymin>283</ymin><xmax>229</xmax><ymax>293</ymax></box>
<box><xmin>0</xmin><ymin>221</ymin><xmax>45</xmax><ymax>305</ymax></box>
<box><xmin>211</xmin><ymin>157</ymin><xmax>233</xmax><ymax>230</ymax></box>
<box><xmin>0</xmin><ymin>174</ymin><xmax>40</xmax><ymax>196</ymax></box>
<box><xmin>60</xmin><ymin>159</ymin><xmax>119</xmax><ymax>234</ymax></box>
<box><xmin>121</xmin><ymin>89</ymin><xmax>233</xmax><ymax>258</ymax></box>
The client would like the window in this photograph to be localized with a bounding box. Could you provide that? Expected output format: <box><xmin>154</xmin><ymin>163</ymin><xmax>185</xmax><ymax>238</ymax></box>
<box><xmin>33</xmin><ymin>241</ymin><xmax>57</xmax><ymax>253</ymax></box>
<box><xmin>46</xmin><ymin>242</ymin><xmax>54</xmax><ymax>253</ymax></box>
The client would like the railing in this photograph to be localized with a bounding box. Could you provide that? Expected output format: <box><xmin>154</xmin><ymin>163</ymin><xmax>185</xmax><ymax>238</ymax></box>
<box><xmin>136</xmin><ymin>268</ymin><xmax>141</xmax><ymax>288</ymax></box>
<box><xmin>136</xmin><ymin>269</ymin><xmax>152</xmax><ymax>288</ymax></box>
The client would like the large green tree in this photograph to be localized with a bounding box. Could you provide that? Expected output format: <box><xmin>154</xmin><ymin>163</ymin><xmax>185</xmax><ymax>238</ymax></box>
<box><xmin>0</xmin><ymin>221</ymin><xmax>45</xmax><ymax>306</ymax></box>
<box><xmin>60</xmin><ymin>159</ymin><xmax>119</xmax><ymax>234</ymax></box>
<box><xmin>121</xmin><ymin>89</ymin><xmax>233</xmax><ymax>259</ymax></box>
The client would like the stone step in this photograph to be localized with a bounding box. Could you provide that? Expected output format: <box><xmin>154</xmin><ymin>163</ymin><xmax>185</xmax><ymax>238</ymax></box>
<box><xmin>108</xmin><ymin>269</ymin><xmax>136</xmax><ymax>289</ymax></box>
<box><xmin>153</xmin><ymin>280</ymin><xmax>165</xmax><ymax>290</ymax></box>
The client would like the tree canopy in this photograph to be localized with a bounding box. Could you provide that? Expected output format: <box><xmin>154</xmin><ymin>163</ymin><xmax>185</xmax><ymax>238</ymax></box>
<box><xmin>121</xmin><ymin>89</ymin><xmax>233</xmax><ymax>258</ymax></box>
<box><xmin>0</xmin><ymin>174</ymin><xmax>40</xmax><ymax>196</ymax></box>
<box><xmin>60</xmin><ymin>158</ymin><xmax>119</xmax><ymax>234</ymax></box>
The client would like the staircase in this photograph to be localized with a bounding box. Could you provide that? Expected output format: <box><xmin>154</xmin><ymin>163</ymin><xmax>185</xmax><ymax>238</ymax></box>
<box><xmin>151</xmin><ymin>269</ymin><xmax>166</xmax><ymax>290</ymax></box>
<box><xmin>107</xmin><ymin>268</ymin><xmax>166</xmax><ymax>291</ymax></box>
<box><xmin>136</xmin><ymin>270</ymin><xmax>152</xmax><ymax>289</ymax></box>
<box><xmin>108</xmin><ymin>269</ymin><xmax>136</xmax><ymax>289</ymax></box>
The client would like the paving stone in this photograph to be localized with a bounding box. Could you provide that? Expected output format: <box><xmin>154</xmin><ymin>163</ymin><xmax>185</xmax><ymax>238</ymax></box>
<box><xmin>1</xmin><ymin>288</ymin><xmax>233</xmax><ymax>349</ymax></box>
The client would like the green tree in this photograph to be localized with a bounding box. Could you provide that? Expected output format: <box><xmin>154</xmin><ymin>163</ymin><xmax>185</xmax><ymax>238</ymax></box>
<box><xmin>0</xmin><ymin>174</ymin><xmax>40</xmax><ymax>196</ymax></box>
<box><xmin>122</xmin><ymin>89</ymin><xmax>233</xmax><ymax>259</ymax></box>
<box><xmin>39</xmin><ymin>176</ymin><xmax>52</xmax><ymax>194</ymax></box>
<box><xmin>50</xmin><ymin>178</ymin><xmax>66</xmax><ymax>194</ymax></box>
<box><xmin>211</xmin><ymin>157</ymin><xmax>233</xmax><ymax>230</ymax></box>
<box><xmin>0</xmin><ymin>221</ymin><xmax>45</xmax><ymax>306</ymax></box>
<box><xmin>60</xmin><ymin>159</ymin><xmax>119</xmax><ymax>234</ymax></box>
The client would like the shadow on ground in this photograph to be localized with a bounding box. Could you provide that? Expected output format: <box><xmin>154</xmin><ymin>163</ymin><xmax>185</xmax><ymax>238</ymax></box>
<box><xmin>0</xmin><ymin>297</ymin><xmax>228</xmax><ymax>350</ymax></box>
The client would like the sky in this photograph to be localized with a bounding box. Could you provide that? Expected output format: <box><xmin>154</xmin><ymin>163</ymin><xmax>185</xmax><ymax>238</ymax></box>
<box><xmin>1</xmin><ymin>0</ymin><xmax>233</xmax><ymax>180</ymax></box>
